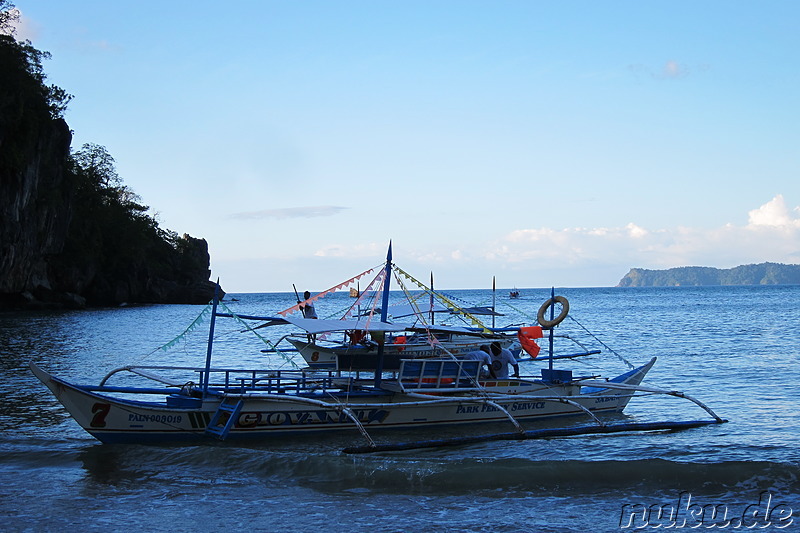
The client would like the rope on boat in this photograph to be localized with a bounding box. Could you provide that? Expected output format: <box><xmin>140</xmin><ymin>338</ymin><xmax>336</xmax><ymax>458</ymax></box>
<box><xmin>390</xmin><ymin>269</ymin><xmax>465</xmax><ymax>362</ymax></box>
<box><xmin>277</xmin><ymin>265</ymin><xmax>379</xmax><ymax>317</ymax></box>
<box><xmin>393</xmin><ymin>265</ymin><xmax>491</xmax><ymax>333</ymax></box>
<box><xmin>497</xmin><ymin>299</ymin><xmax>537</xmax><ymax>325</ymax></box>
<box><xmin>566</xmin><ymin>315</ymin><xmax>635</xmax><ymax>369</ymax></box>
<box><xmin>339</xmin><ymin>266</ymin><xmax>386</xmax><ymax>321</ymax></box>
<box><xmin>220</xmin><ymin>302</ymin><xmax>300</xmax><ymax>369</ymax></box>
<box><xmin>135</xmin><ymin>305</ymin><xmax>212</xmax><ymax>362</ymax></box>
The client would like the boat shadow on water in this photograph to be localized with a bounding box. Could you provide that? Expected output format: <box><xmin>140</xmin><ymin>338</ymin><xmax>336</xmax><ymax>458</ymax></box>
<box><xmin>71</xmin><ymin>424</ymin><xmax>800</xmax><ymax>502</ymax></box>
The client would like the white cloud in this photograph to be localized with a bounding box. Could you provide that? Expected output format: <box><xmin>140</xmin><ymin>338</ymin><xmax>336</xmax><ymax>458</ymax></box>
<box><xmin>628</xmin><ymin>60</ymin><xmax>710</xmax><ymax>81</ymax></box>
<box><xmin>747</xmin><ymin>194</ymin><xmax>799</xmax><ymax>228</ymax></box>
<box><xmin>662</xmin><ymin>60</ymin><xmax>686</xmax><ymax>79</ymax></box>
<box><xmin>625</xmin><ymin>222</ymin><xmax>648</xmax><ymax>238</ymax></box>
<box><xmin>489</xmin><ymin>195</ymin><xmax>800</xmax><ymax>271</ymax></box>
<box><xmin>229</xmin><ymin>205</ymin><xmax>348</xmax><ymax>220</ymax></box>
<box><xmin>314</xmin><ymin>242</ymin><xmax>384</xmax><ymax>258</ymax></box>
<box><xmin>218</xmin><ymin>196</ymin><xmax>800</xmax><ymax>291</ymax></box>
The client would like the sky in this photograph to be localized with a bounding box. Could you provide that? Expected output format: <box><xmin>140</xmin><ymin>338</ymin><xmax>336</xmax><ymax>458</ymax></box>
<box><xmin>8</xmin><ymin>1</ymin><xmax>800</xmax><ymax>292</ymax></box>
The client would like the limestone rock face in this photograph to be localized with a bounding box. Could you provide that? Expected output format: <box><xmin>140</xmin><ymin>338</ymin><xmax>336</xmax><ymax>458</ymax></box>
<box><xmin>0</xmin><ymin>37</ymin><xmax>221</xmax><ymax>309</ymax></box>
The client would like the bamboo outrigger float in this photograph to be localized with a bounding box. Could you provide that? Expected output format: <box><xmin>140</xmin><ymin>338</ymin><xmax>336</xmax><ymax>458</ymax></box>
<box><xmin>30</xmin><ymin>243</ymin><xmax>726</xmax><ymax>450</ymax></box>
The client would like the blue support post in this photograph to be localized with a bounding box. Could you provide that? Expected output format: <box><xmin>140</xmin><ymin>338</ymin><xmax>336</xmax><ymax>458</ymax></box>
<box><xmin>374</xmin><ymin>242</ymin><xmax>393</xmax><ymax>387</ymax></box>
<box><xmin>492</xmin><ymin>276</ymin><xmax>496</xmax><ymax>329</ymax></box>
<box><xmin>430</xmin><ymin>272</ymin><xmax>435</xmax><ymax>325</ymax></box>
<box><xmin>548</xmin><ymin>287</ymin><xmax>555</xmax><ymax>373</ymax></box>
<box><xmin>202</xmin><ymin>279</ymin><xmax>220</xmax><ymax>398</ymax></box>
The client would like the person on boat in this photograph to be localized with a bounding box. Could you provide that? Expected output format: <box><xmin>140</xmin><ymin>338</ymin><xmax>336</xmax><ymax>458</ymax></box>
<box><xmin>490</xmin><ymin>341</ymin><xmax>520</xmax><ymax>379</ymax></box>
<box><xmin>461</xmin><ymin>345</ymin><xmax>497</xmax><ymax>379</ymax></box>
<box><xmin>299</xmin><ymin>290</ymin><xmax>318</xmax><ymax>342</ymax></box>
<box><xmin>299</xmin><ymin>291</ymin><xmax>318</xmax><ymax>319</ymax></box>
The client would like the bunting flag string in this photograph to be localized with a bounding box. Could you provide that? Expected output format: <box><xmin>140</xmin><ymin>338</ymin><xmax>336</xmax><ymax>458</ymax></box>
<box><xmin>391</xmin><ymin>270</ymin><xmax>443</xmax><ymax>349</ymax></box>
<box><xmin>341</xmin><ymin>268</ymin><xmax>385</xmax><ymax>320</ymax></box>
<box><xmin>393</xmin><ymin>265</ymin><xmax>491</xmax><ymax>333</ymax></box>
<box><xmin>155</xmin><ymin>304</ymin><xmax>212</xmax><ymax>353</ymax></box>
<box><xmin>498</xmin><ymin>299</ymin><xmax>537</xmax><ymax>324</ymax></box>
<box><xmin>277</xmin><ymin>266</ymin><xmax>378</xmax><ymax>317</ymax></box>
<box><xmin>220</xmin><ymin>302</ymin><xmax>300</xmax><ymax>369</ymax></box>
<box><xmin>358</xmin><ymin>269</ymin><xmax>387</xmax><ymax>332</ymax></box>
<box><xmin>316</xmin><ymin>268</ymin><xmax>385</xmax><ymax>342</ymax></box>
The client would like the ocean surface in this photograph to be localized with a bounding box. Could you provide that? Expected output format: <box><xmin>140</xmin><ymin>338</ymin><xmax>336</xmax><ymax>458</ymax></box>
<box><xmin>1</xmin><ymin>285</ymin><xmax>799</xmax><ymax>532</ymax></box>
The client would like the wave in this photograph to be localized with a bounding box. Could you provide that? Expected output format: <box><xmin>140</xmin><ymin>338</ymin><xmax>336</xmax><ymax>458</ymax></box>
<box><xmin>2</xmin><ymin>439</ymin><xmax>797</xmax><ymax>533</ymax></box>
<box><xmin>292</xmin><ymin>457</ymin><xmax>800</xmax><ymax>497</ymax></box>
<box><xmin>3</xmin><ymin>437</ymin><xmax>796</xmax><ymax>499</ymax></box>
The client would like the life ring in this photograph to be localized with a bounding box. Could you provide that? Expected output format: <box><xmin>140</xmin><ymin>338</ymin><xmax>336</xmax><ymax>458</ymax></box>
<box><xmin>537</xmin><ymin>296</ymin><xmax>569</xmax><ymax>328</ymax></box>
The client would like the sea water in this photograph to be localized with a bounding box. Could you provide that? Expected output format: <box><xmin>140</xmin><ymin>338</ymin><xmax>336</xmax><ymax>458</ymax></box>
<box><xmin>1</xmin><ymin>285</ymin><xmax>798</xmax><ymax>532</ymax></box>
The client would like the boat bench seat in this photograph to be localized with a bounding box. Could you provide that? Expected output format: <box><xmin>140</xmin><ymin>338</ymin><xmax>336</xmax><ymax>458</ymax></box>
<box><xmin>396</xmin><ymin>359</ymin><xmax>482</xmax><ymax>392</ymax></box>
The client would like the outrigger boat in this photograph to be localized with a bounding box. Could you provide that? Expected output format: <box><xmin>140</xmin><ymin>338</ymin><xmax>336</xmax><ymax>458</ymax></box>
<box><xmin>273</xmin><ymin>269</ymin><xmax>518</xmax><ymax>370</ymax></box>
<box><xmin>285</xmin><ymin>325</ymin><xmax>518</xmax><ymax>371</ymax></box>
<box><xmin>30</xmin><ymin>244</ymin><xmax>726</xmax><ymax>451</ymax></box>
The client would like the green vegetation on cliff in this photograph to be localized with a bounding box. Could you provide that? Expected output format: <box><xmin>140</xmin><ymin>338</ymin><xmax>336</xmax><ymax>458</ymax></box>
<box><xmin>0</xmin><ymin>3</ymin><xmax>219</xmax><ymax>308</ymax></box>
<box><xmin>618</xmin><ymin>263</ymin><xmax>800</xmax><ymax>287</ymax></box>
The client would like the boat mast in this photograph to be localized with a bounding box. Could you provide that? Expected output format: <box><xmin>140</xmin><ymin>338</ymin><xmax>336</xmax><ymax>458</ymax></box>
<box><xmin>374</xmin><ymin>241</ymin><xmax>393</xmax><ymax>387</ymax></box>
<box><xmin>548</xmin><ymin>286</ymin><xmax>555</xmax><ymax>373</ymax></box>
<box><xmin>202</xmin><ymin>279</ymin><xmax>221</xmax><ymax>398</ymax></box>
<box><xmin>430</xmin><ymin>272</ymin><xmax>435</xmax><ymax>325</ymax></box>
<box><xmin>492</xmin><ymin>276</ymin><xmax>496</xmax><ymax>329</ymax></box>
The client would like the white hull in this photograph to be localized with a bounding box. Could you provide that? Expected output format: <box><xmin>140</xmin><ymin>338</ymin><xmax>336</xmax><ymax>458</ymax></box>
<box><xmin>30</xmin><ymin>359</ymin><xmax>655</xmax><ymax>444</ymax></box>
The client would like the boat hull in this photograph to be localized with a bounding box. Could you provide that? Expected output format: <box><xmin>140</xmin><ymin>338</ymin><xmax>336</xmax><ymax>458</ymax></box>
<box><xmin>30</xmin><ymin>359</ymin><xmax>655</xmax><ymax>444</ymax></box>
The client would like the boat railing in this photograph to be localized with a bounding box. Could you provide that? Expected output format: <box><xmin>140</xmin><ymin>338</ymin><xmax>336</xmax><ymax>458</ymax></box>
<box><xmin>99</xmin><ymin>365</ymin><xmax>380</xmax><ymax>396</ymax></box>
<box><xmin>395</xmin><ymin>359</ymin><xmax>483</xmax><ymax>392</ymax></box>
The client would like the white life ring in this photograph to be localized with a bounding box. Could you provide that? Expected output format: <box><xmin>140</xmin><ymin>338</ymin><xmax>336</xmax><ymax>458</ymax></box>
<box><xmin>537</xmin><ymin>296</ymin><xmax>569</xmax><ymax>328</ymax></box>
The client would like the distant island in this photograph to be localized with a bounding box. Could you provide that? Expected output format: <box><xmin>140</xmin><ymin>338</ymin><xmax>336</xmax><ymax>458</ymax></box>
<box><xmin>617</xmin><ymin>263</ymin><xmax>800</xmax><ymax>287</ymax></box>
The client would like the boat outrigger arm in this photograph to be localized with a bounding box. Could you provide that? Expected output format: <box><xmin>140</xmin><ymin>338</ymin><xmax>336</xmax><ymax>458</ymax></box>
<box><xmin>341</xmin><ymin>375</ymin><xmax>727</xmax><ymax>454</ymax></box>
<box><xmin>575</xmin><ymin>379</ymin><xmax>724</xmax><ymax>423</ymax></box>
<box><xmin>206</xmin><ymin>357</ymin><xmax>724</xmax><ymax>453</ymax></box>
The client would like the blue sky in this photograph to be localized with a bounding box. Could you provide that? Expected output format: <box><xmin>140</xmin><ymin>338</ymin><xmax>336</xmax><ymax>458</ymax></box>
<box><xmin>11</xmin><ymin>1</ymin><xmax>800</xmax><ymax>292</ymax></box>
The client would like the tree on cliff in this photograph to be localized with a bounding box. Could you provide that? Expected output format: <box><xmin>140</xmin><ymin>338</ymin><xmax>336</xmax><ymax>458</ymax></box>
<box><xmin>0</xmin><ymin>0</ymin><xmax>19</xmax><ymax>36</ymax></box>
<box><xmin>0</xmin><ymin>3</ymin><xmax>72</xmax><ymax>122</ymax></box>
<box><xmin>51</xmin><ymin>140</ymin><xmax>219</xmax><ymax>306</ymax></box>
<box><xmin>0</xmin><ymin>12</ymin><xmax>220</xmax><ymax>308</ymax></box>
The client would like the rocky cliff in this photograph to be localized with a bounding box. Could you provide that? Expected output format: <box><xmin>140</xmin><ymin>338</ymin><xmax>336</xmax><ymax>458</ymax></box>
<box><xmin>0</xmin><ymin>34</ymin><xmax>221</xmax><ymax>309</ymax></box>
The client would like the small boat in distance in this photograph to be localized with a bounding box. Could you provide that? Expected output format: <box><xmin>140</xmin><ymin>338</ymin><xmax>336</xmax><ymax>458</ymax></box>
<box><xmin>30</xmin><ymin>244</ymin><xmax>726</xmax><ymax>450</ymax></box>
<box><xmin>510</xmin><ymin>288</ymin><xmax>520</xmax><ymax>298</ymax></box>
